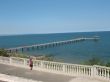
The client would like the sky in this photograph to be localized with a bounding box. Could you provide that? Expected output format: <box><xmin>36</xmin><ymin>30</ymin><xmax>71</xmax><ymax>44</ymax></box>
<box><xmin>0</xmin><ymin>0</ymin><xmax>110</xmax><ymax>35</ymax></box>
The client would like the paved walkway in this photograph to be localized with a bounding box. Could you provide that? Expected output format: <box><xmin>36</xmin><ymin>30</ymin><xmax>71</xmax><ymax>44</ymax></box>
<box><xmin>0</xmin><ymin>80</ymin><xmax>7</xmax><ymax>82</ymax></box>
<box><xmin>0</xmin><ymin>64</ymin><xmax>73</xmax><ymax>82</ymax></box>
<box><xmin>0</xmin><ymin>64</ymin><xmax>106</xmax><ymax>82</ymax></box>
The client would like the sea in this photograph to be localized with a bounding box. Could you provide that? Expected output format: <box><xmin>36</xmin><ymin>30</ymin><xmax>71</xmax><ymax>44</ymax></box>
<box><xmin>0</xmin><ymin>31</ymin><xmax>110</xmax><ymax>64</ymax></box>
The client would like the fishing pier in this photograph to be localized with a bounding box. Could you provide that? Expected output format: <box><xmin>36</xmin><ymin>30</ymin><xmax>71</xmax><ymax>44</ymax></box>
<box><xmin>6</xmin><ymin>37</ymin><xmax>100</xmax><ymax>53</ymax></box>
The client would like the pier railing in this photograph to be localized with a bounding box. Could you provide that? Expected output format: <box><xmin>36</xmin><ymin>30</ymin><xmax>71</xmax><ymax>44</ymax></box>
<box><xmin>0</xmin><ymin>56</ymin><xmax>109</xmax><ymax>81</ymax></box>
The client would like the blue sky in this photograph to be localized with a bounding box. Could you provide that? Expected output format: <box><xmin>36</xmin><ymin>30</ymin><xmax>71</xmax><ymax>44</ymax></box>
<box><xmin>0</xmin><ymin>0</ymin><xmax>110</xmax><ymax>35</ymax></box>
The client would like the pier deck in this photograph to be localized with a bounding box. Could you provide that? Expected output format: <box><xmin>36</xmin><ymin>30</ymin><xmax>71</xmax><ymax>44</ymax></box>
<box><xmin>6</xmin><ymin>37</ymin><xmax>99</xmax><ymax>52</ymax></box>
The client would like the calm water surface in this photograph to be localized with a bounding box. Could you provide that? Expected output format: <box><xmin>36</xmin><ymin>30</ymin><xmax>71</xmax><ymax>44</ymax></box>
<box><xmin>0</xmin><ymin>31</ymin><xmax>110</xmax><ymax>64</ymax></box>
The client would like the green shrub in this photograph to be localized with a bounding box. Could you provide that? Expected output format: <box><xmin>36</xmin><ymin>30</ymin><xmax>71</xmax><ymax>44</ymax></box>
<box><xmin>0</xmin><ymin>49</ymin><xmax>9</xmax><ymax>57</ymax></box>
<box><xmin>106</xmin><ymin>62</ymin><xmax>110</xmax><ymax>67</ymax></box>
<box><xmin>84</xmin><ymin>57</ymin><xmax>104</xmax><ymax>65</ymax></box>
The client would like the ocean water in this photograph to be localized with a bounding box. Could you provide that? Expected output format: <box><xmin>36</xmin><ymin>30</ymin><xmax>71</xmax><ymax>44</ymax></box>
<box><xmin>0</xmin><ymin>31</ymin><xmax>110</xmax><ymax>64</ymax></box>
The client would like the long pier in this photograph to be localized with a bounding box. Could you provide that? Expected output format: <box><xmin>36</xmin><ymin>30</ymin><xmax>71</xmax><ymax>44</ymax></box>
<box><xmin>6</xmin><ymin>37</ymin><xmax>100</xmax><ymax>53</ymax></box>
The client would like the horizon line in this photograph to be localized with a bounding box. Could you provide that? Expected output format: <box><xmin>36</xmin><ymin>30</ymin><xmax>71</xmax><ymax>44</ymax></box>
<box><xmin>0</xmin><ymin>30</ymin><xmax>110</xmax><ymax>36</ymax></box>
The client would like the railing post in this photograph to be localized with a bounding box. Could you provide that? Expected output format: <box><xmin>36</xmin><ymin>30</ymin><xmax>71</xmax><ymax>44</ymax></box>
<box><xmin>63</xmin><ymin>64</ymin><xmax>66</xmax><ymax>73</ymax></box>
<box><xmin>24</xmin><ymin>58</ymin><xmax>26</xmax><ymax>66</ymax></box>
<box><xmin>91</xmin><ymin>65</ymin><xmax>97</xmax><ymax>78</ymax></box>
<box><xmin>10</xmin><ymin>57</ymin><xmax>12</xmax><ymax>64</ymax></box>
<box><xmin>40</xmin><ymin>61</ymin><xmax>44</xmax><ymax>68</ymax></box>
